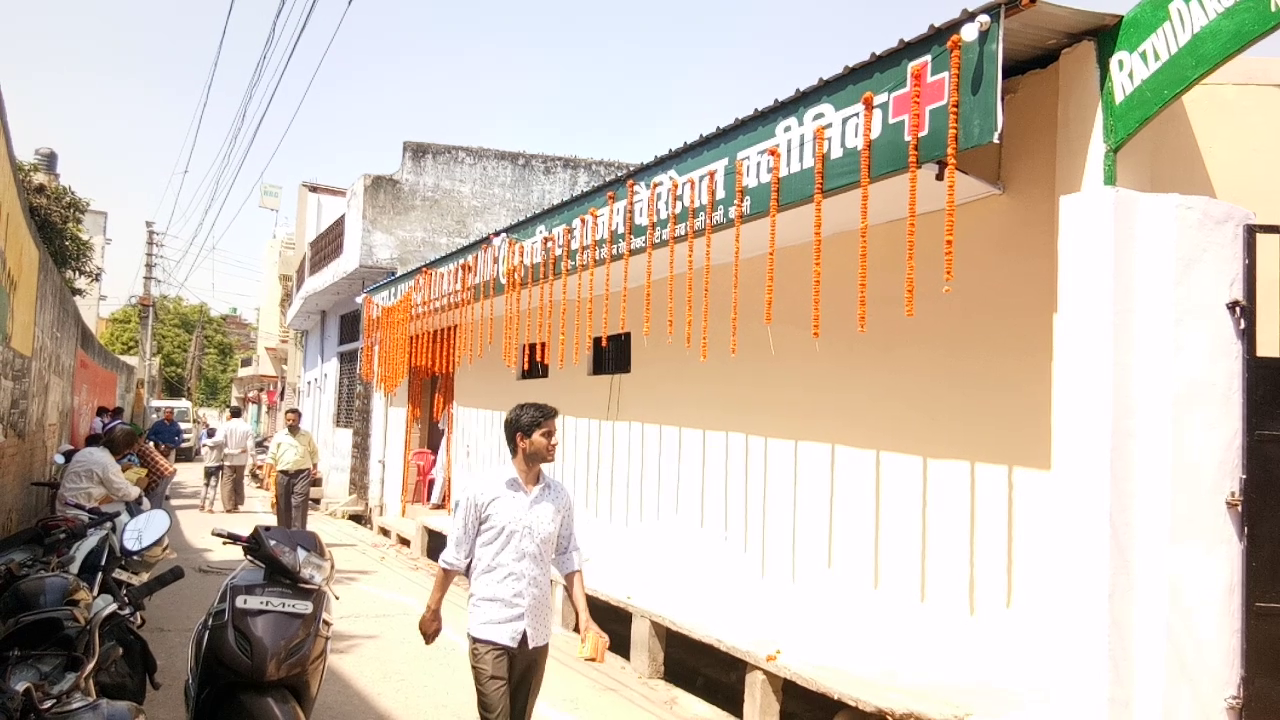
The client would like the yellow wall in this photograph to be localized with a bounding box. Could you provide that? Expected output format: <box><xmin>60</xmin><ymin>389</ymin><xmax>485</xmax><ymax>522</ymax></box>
<box><xmin>0</xmin><ymin>102</ymin><xmax>39</xmax><ymax>357</ymax></box>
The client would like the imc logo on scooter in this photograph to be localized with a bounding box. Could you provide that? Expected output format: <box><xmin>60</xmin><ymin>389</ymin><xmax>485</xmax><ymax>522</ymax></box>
<box><xmin>234</xmin><ymin>595</ymin><xmax>314</xmax><ymax>615</ymax></box>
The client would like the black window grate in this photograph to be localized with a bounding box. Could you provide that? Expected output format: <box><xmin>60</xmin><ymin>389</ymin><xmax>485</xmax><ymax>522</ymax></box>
<box><xmin>335</xmin><ymin>349</ymin><xmax>360</xmax><ymax>428</ymax></box>
<box><xmin>338</xmin><ymin>310</ymin><xmax>362</xmax><ymax>346</ymax></box>
<box><xmin>519</xmin><ymin>343</ymin><xmax>549</xmax><ymax>380</ymax></box>
<box><xmin>591</xmin><ymin>332</ymin><xmax>631</xmax><ymax>376</ymax></box>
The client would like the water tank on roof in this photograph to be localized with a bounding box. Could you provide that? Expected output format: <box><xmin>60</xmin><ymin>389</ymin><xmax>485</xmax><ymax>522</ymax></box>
<box><xmin>32</xmin><ymin>148</ymin><xmax>58</xmax><ymax>173</ymax></box>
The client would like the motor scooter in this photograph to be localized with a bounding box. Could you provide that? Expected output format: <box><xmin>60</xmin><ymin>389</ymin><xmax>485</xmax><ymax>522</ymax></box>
<box><xmin>184</xmin><ymin>525</ymin><xmax>336</xmax><ymax>720</ymax></box>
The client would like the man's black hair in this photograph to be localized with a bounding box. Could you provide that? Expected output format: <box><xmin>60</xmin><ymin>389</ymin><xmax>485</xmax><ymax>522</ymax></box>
<box><xmin>503</xmin><ymin>402</ymin><xmax>559</xmax><ymax>458</ymax></box>
<box><xmin>228</xmin><ymin>406</ymin><xmax>243</xmax><ymax>419</ymax></box>
<box><xmin>95</xmin><ymin>406</ymin><xmax>110</xmax><ymax>418</ymax></box>
<box><xmin>102</xmin><ymin>426</ymin><xmax>140</xmax><ymax>456</ymax></box>
<box><xmin>84</xmin><ymin>433</ymin><xmax>103</xmax><ymax>447</ymax></box>
<box><xmin>109</xmin><ymin>407</ymin><xmax>125</xmax><ymax>419</ymax></box>
<box><xmin>285</xmin><ymin>407</ymin><xmax>301</xmax><ymax>419</ymax></box>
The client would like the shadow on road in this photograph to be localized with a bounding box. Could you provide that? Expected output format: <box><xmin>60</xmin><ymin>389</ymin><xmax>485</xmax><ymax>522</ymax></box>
<box><xmin>142</xmin><ymin>470</ymin><xmax>402</xmax><ymax>720</ymax></box>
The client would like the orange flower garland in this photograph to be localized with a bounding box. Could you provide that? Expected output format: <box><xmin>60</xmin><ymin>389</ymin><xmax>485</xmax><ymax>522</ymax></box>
<box><xmin>765</xmin><ymin>147</ymin><xmax>781</xmax><ymax>325</ymax></box>
<box><xmin>524</xmin><ymin>246</ymin><xmax>535</xmax><ymax>372</ymax></box>
<box><xmin>537</xmin><ymin>238</ymin><xmax>547</xmax><ymax>364</ymax></box>
<box><xmin>906</xmin><ymin>65</ymin><xmax>922</xmax><ymax>318</ymax></box>
<box><xmin>602</xmin><ymin>193</ymin><xmax>614</xmax><ymax>346</ymax></box>
<box><xmin>559</xmin><ymin>230</ymin><xmax>569</xmax><ymax>369</ymax></box>
<box><xmin>468</xmin><ymin>258</ymin><xmax>479</xmax><ymax>365</ymax></box>
<box><xmin>859</xmin><ymin>92</ymin><xmax>873</xmax><ymax>333</ymax></box>
<box><xmin>573</xmin><ymin>218</ymin><xmax>584</xmax><ymax>366</ymax></box>
<box><xmin>945</xmin><ymin>35</ymin><xmax>962</xmax><ymax>293</ymax></box>
<box><xmin>644</xmin><ymin>182</ymin><xmax>657</xmax><ymax>337</ymax></box>
<box><xmin>502</xmin><ymin>243</ymin><xmax>514</xmax><ymax>368</ymax></box>
<box><xmin>586</xmin><ymin>209</ymin><xmax>597</xmax><ymax>353</ymax></box>
<box><xmin>813</xmin><ymin>125</ymin><xmax>825</xmax><ymax>340</ymax></box>
<box><xmin>685</xmin><ymin>179</ymin><xmax>696</xmax><ymax>350</ymax></box>
<box><xmin>544</xmin><ymin>236</ymin><xmax>555</xmax><ymax>365</ymax></box>
<box><xmin>701</xmin><ymin>171</ymin><xmax>715</xmax><ymax>362</ymax></box>
<box><xmin>486</xmin><ymin>245</ymin><xmax>496</xmax><ymax>355</ymax></box>
<box><xmin>622</xmin><ymin>181</ymin><xmax>634</xmax><ymax>334</ymax></box>
<box><xmin>360</xmin><ymin>296</ymin><xmax>373</xmax><ymax>381</ymax></box>
<box><xmin>667</xmin><ymin>184</ymin><xmax>676</xmax><ymax>343</ymax></box>
<box><xmin>731</xmin><ymin>161</ymin><xmax>743</xmax><ymax>357</ymax></box>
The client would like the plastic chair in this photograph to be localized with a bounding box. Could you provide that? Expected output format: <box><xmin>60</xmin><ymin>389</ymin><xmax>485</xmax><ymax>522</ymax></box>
<box><xmin>408</xmin><ymin>449</ymin><xmax>436</xmax><ymax>505</ymax></box>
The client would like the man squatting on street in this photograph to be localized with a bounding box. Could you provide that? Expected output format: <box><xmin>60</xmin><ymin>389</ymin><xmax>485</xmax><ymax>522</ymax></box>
<box><xmin>418</xmin><ymin>402</ymin><xmax>608</xmax><ymax>720</ymax></box>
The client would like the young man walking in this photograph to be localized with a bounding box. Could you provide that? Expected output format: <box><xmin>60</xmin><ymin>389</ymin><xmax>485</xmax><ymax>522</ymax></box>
<box><xmin>264</xmin><ymin>408</ymin><xmax>320</xmax><ymax>530</ymax></box>
<box><xmin>214</xmin><ymin>406</ymin><xmax>255</xmax><ymax>513</ymax></box>
<box><xmin>418</xmin><ymin>402</ymin><xmax>606</xmax><ymax>720</ymax></box>
<box><xmin>198</xmin><ymin>427</ymin><xmax>224</xmax><ymax>513</ymax></box>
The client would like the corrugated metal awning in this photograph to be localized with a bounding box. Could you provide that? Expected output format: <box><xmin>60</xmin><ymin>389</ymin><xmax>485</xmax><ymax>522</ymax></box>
<box><xmin>1002</xmin><ymin>1</ymin><xmax>1121</xmax><ymax>77</ymax></box>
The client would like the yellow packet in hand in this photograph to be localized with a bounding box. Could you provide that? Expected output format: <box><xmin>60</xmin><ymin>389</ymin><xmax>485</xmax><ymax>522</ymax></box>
<box><xmin>123</xmin><ymin>467</ymin><xmax>149</xmax><ymax>486</ymax></box>
<box><xmin>577</xmin><ymin>632</ymin><xmax>607</xmax><ymax>663</ymax></box>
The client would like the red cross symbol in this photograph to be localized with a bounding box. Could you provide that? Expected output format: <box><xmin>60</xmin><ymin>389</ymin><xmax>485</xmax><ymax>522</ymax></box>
<box><xmin>887</xmin><ymin>55</ymin><xmax>950</xmax><ymax>141</ymax></box>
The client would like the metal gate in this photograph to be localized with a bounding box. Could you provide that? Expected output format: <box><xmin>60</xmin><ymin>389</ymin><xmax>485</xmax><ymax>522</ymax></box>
<box><xmin>1243</xmin><ymin>223</ymin><xmax>1280</xmax><ymax>718</ymax></box>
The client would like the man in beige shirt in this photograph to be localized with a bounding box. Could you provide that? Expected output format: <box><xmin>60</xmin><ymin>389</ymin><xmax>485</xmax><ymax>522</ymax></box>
<box><xmin>265</xmin><ymin>407</ymin><xmax>320</xmax><ymax>530</ymax></box>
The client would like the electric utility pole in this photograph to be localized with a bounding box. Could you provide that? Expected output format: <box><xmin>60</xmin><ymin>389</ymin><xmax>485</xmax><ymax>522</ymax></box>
<box><xmin>140</xmin><ymin>222</ymin><xmax>157</xmax><ymax>403</ymax></box>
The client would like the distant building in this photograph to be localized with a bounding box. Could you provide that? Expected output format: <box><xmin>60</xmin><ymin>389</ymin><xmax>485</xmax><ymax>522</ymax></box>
<box><xmin>284</xmin><ymin>142</ymin><xmax>633</xmax><ymax>510</ymax></box>
<box><xmin>232</xmin><ymin>224</ymin><xmax>296</xmax><ymax>435</ymax></box>
<box><xmin>76</xmin><ymin>209</ymin><xmax>108</xmax><ymax>333</ymax></box>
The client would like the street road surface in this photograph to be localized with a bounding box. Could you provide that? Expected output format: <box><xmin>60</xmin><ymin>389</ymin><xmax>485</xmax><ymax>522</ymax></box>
<box><xmin>141</xmin><ymin>463</ymin><xmax>733</xmax><ymax>719</ymax></box>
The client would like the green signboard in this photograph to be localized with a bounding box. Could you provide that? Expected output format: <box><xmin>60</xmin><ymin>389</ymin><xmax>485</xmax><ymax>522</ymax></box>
<box><xmin>1099</xmin><ymin>0</ymin><xmax>1280</xmax><ymax>157</ymax></box>
<box><xmin>371</xmin><ymin>10</ymin><xmax>1004</xmax><ymax>303</ymax></box>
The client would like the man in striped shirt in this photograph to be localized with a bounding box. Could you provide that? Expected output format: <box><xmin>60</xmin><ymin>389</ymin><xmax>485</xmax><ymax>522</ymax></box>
<box><xmin>213</xmin><ymin>406</ymin><xmax>255</xmax><ymax>513</ymax></box>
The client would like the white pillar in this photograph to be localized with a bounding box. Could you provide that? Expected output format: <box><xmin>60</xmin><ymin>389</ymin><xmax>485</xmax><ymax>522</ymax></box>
<box><xmin>629</xmin><ymin>615</ymin><xmax>666</xmax><ymax>678</ymax></box>
<box><xmin>743</xmin><ymin>666</ymin><xmax>783</xmax><ymax>720</ymax></box>
<box><xmin>1054</xmin><ymin>188</ymin><xmax>1248</xmax><ymax>720</ymax></box>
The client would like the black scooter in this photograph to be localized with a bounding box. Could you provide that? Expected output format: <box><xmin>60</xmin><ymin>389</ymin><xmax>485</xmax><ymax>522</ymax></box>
<box><xmin>184</xmin><ymin>525</ymin><xmax>337</xmax><ymax>719</ymax></box>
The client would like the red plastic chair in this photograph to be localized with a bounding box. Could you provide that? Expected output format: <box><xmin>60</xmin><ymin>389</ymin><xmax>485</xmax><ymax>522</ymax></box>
<box><xmin>408</xmin><ymin>449</ymin><xmax>436</xmax><ymax>505</ymax></box>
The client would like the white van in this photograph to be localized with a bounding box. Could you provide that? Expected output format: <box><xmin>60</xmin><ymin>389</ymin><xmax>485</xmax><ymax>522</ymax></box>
<box><xmin>145</xmin><ymin>398</ymin><xmax>198</xmax><ymax>462</ymax></box>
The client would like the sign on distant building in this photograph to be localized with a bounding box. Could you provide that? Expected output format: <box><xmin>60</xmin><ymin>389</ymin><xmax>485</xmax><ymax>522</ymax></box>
<box><xmin>1099</xmin><ymin>0</ymin><xmax>1280</xmax><ymax>157</ymax></box>
<box><xmin>259</xmin><ymin>183</ymin><xmax>283</xmax><ymax>211</ymax></box>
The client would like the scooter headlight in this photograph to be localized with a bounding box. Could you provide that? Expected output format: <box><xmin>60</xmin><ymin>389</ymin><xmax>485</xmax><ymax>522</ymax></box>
<box><xmin>295</xmin><ymin>547</ymin><xmax>332</xmax><ymax>586</ymax></box>
<box><xmin>265</xmin><ymin>539</ymin><xmax>300</xmax><ymax>574</ymax></box>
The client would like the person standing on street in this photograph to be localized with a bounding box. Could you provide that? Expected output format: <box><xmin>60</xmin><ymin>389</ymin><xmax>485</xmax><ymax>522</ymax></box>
<box><xmin>418</xmin><ymin>402</ymin><xmax>607</xmax><ymax>720</ymax></box>
<box><xmin>135</xmin><ymin>438</ymin><xmax>177</xmax><ymax>511</ymax></box>
<box><xmin>102</xmin><ymin>407</ymin><xmax>126</xmax><ymax>433</ymax></box>
<box><xmin>214</xmin><ymin>406</ymin><xmax>255</xmax><ymax>513</ymax></box>
<box><xmin>146</xmin><ymin>408</ymin><xmax>182</xmax><ymax>462</ymax></box>
<box><xmin>198</xmin><ymin>427</ymin><xmax>224</xmax><ymax>513</ymax></box>
<box><xmin>264</xmin><ymin>408</ymin><xmax>320</xmax><ymax>530</ymax></box>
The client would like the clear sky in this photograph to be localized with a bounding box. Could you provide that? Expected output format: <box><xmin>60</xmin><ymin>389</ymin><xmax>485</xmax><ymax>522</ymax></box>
<box><xmin>1</xmin><ymin>0</ymin><xmax>1276</xmax><ymax>323</ymax></box>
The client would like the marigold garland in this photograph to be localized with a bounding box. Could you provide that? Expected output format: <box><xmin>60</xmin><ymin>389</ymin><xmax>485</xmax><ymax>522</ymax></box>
<box><xmin>622</xmin><ymin>181</ymin><xmax>634</xmax><ymax>334</ymax></box>
<box><xmin>502</xmin><ymin>243</ymin><xmax>514</xmax><ymax>368</ymax></box>
<box><xmin>667</xmin><ymin>185</ymin><xmax>677</xmax><ymax>342</ymax></box>
<box><xmin>644</xmin><ymin>182</ymin><xmax>657</xmax><ymax>337</ymax></box>
<box><xmin>859</xmin><ymin>92</ymin><xmax>873</xmax><ymax>334</ymax></box>
<box><xmin>486</xmin><ymin>245</ymin><xmax>496</xmax><ymax>356</ymax></box>
<box><xmin>813</xmin><ymin>125</ymin><xmax>825</xmax><ymax>340</ymax></box>
<box><xmin>559</xmin><ymin>230</ymin><xmax>569</xmax><ymax>369</ymax></box>
<box><xmin>524</xmin><ymin>246</ymin><xmax>535</xmax><ymax>372</ymax></box>
<box><xmin>360</xmin><ymin>295</ymin><xmax>374</xmax><ymax>381</ymax></box>
<box><xmin>573</xmin><ymin>218</ymin><xmax>585</xmax><ymax>366</ymax></box>
<box><xmin>586</xmin><ymin>208</ymin><xmax>598</xmax><ymax>353</ymax></box>
<box><xmin>906</xmin><ymin>64</ymin><xmax>922</xmax><ymax>318</ymax></box>
<box><xmin>701</xmin><ymin>171</ymin><xmax>716</xmax><ymax>362</ymax></box>
<box><xmin>540</xmin><ymin>237</ymin><xmax>550</xmax><ymax>363</ymax></box>
<box><xmin>536</xmin><ymin>238</ymin><xmax>547</xmax><ymax>365</ymax></box>
<box><xmin>765</xmin><ymin>147</ymin><xmax>781</xmax><ymax>325</ymax></box>
<box><xmin>731</xmin><ymin>161</ymin><xmax>743</xmax><ymax>357</ymax></box>
<box><xmin>468</xmin><ymin>259</ymin><xmax>479</xmax><ymax>365</ymax></box>
<box><xmin>602</xmin><ymin>193</ymin><xmax>615</xmax><ymax>346</ymax></box>
<box><xmin>685</xmin><ymin>179</ymin><xmax>696</xmax><ymax>350</ymax></box>
<box><xmin>945</xmin><ymin>35</ymin><xmax>962</xmax><ymax>293</ymax></box>
<box><xmin>513</xmin><ymin>243</ymin><xmax>525</xmax><ymax>369</ymax></box>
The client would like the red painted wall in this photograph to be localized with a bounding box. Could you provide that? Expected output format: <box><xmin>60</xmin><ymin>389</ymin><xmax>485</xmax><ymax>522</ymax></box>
<box><xmin>71</xmin><ymin>349</ymin><xmax>117</xmax><ymax>446</ymax></box>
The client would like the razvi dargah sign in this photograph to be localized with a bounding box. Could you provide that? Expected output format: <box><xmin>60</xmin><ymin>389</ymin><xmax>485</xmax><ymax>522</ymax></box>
<box><xmin>1099</xmin><ymin>0</ymin><xmax>1280</xmax><ymax>156</ymax></box>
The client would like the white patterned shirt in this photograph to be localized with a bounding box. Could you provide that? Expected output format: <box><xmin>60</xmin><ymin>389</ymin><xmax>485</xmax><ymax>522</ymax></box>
<box><xmin>437</xmin><ymin>467</ymin><xmax>581</xmax><ymax>649</ymax></box>
<box><xmin>215</xmin><ymin>418</ymin><xmax>255</xmax><ymax>467</ymax></box>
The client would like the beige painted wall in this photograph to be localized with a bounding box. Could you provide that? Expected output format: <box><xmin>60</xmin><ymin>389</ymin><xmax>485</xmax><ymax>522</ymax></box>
<box><xmin>1119</xmin><ymin>56</ymin><xmax>1280</xmax><ymax>354</ymax></box>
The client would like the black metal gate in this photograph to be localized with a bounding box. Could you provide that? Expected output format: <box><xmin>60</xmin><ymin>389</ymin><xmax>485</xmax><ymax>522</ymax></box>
<box><xmin>1243</xmin><ymin>224</ymin><xmax>1280</xmax><ymax>718</ymax></box>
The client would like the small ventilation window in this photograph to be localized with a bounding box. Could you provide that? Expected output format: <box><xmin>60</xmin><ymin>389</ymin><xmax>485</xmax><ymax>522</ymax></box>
<box><xmin>519</xmin><ymin>343</ymin><xmax>549</xmax><ymax>380</ymax></box>
<box><xmin>591</xmin><ymin>332</ymin><xmax>631</xmax><ymax>376</ymax></box>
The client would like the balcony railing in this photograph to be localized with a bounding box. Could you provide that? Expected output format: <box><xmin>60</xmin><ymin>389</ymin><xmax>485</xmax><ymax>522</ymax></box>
<box><xmin>293</xmin><ymin>253</ymin><xmax>307</xmax><ymax>297</ymax></box>
<box><xmin>308</xmin><ymin>215</ymin><xmax>345</xmax><ymax>276</ymax></box>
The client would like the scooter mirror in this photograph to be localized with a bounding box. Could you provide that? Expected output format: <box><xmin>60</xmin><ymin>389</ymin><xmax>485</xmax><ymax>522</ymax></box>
<box><xmin>52</xmin><ymin>454</ymin><xmax>66</xmax><ymax>466</ymax></box>
<box><xmin>120</xmin><ymin>509</ymin><xmax>171</xmax><ymax>555</ymax></box>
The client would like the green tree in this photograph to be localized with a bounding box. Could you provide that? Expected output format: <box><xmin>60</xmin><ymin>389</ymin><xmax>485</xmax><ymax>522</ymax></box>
<box><xmin>16</xmin><ymin>161</ymin><xmax>98</xmax><ymax>298</ymax></box>
<box><xmin>101</xmin><ymin>295</ymin><xmax>242</xmax><ymax>406</ymax></box>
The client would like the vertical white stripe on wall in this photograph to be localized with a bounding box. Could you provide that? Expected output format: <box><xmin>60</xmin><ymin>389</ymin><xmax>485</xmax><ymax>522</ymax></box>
<box><xmin>794</xmin><ymin>441</ymin><xmax>833</xmax><ymax>588</ymax></box>
<box><xmin>640</xmin><ymin>423</ymin><xmax>661</xmax><ymax>526</ymax></box>
<box><xmin>611</xmin><ymin>421</ymin><xmax>631</xmax><ymax>525</ymax></box>
<box><xmin>626</xmin><ymin>422</ymin><xmax>643</xmax><ymax>528</ymax></box>
<box><xmin>725</xmin><ymin>432</ymin><xmax>749</xmax><ymax>557</ymax></box>
<box><xmin>678</xmin><ymin>427</ymin><xmax>704</xmax><ymax>531</ymax></box>
<box><xmin>658</xmin><ymin>425</ymin><xmax>680</xmax><ymax>522</ymax></box>
<box><xmin>573</xmin><ymin>416</ymin><xmax>590</xmax><ymax>516</ymax></box>
<box><xmin>972</xmin><ymin>462</ymin><xmax>1011</xmax><ymax>613</ymax></box>
<box><xmin>923</xmin><ymin>457</ymin><xmax>972</xmax><ymax>612</ymax></box>
<box><xmin>744</xmin><ymin>434</ymin><xmax>766</xmax><ymax>579</ymax></box>
<box><xmin>596</xmin><ymin>419</ymin><xmax>615</xmax><ymax>521</ymax></box>
<box><xmin>762</xmin><ymin>437</ymin><xmax>796</xmax><ymax>584</ymax></box>
<box><xmin>830</xmin><ymin>445</ymin><xmax>877</xmax><ymax>594</ymax></box>
<box><xmin>877</xmin><ymin>451</ymin><xmax>925</xmax><ymax>601</ymax></box>
<box><xmin>702</xmin><ymin>430</ymin><xmax>728</xmax><ymax>541</ymax></box>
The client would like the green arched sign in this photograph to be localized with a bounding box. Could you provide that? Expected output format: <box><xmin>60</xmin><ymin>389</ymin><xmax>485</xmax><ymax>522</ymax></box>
<box><xmin>1098</xmin><ymin>0</ymin><xmax>1280</xmax><ymax>183</ymax></box>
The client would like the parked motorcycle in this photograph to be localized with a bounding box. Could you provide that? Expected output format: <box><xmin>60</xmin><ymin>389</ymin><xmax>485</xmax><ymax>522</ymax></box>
<box><xmin>0</xmin><ymin>566</ymin><xmax>183</xmax><ymax>719</ymax></box>
<box><xmin>184</xmin><ymin>525</ymin><xmax>336</xmax><ymax>719</ymax></box>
